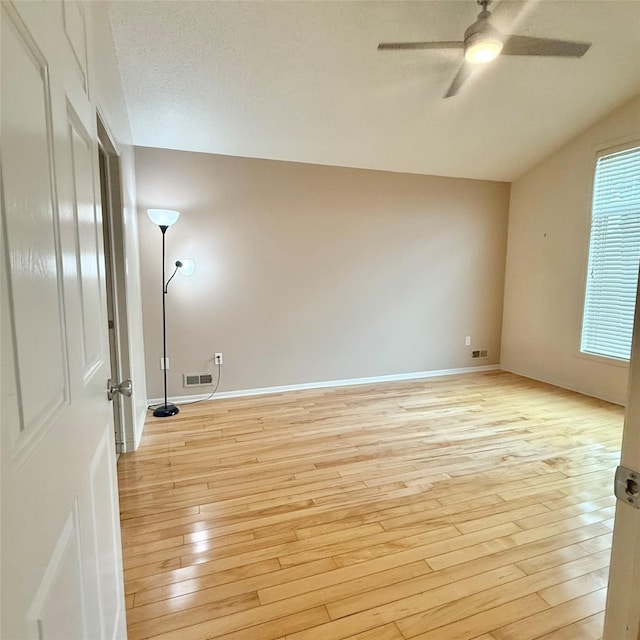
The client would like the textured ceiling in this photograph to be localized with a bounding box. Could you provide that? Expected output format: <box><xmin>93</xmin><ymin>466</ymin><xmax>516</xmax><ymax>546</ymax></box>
<box><xmin>108</xmin><ymin>0</ymin><xmax>640</xmax><ymax>182</ymax></box>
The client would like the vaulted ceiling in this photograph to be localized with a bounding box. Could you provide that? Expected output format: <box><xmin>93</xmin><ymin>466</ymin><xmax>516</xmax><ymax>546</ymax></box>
<box><xmin>108</xmin><ymin>0</ymin><xmax>640</xmax><ymax>182</ymax></box>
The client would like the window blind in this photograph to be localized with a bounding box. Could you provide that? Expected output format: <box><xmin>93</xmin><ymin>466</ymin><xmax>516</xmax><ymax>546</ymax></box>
<box><xmin>581</xmin><ymin>145</ymin><xmax>640</xmax><ymax>361</ymax></box>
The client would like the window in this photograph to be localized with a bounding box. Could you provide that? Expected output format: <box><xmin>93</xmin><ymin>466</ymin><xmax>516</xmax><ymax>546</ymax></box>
<box><xmin>581</xmin><ymin>144</ymin><xmax>640</xmax><ymax>361</ymax></box>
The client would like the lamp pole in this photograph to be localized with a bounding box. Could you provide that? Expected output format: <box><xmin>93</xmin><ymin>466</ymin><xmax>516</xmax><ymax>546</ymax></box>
<box><xmin>147</xmin><ymin>208</ymin><xmax>181</xmax><ymax>417</ymax></box>
<box><xmin>155</xmin><ymin>224</ymin><xmax>179</xmax><ymax>417</ymax></box>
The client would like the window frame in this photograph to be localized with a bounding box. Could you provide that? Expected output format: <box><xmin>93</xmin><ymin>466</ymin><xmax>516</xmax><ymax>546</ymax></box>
<box><xmin>578</xmin><ymin>139</ymin><xmax>640</xmax><ymax>365</ymax></box>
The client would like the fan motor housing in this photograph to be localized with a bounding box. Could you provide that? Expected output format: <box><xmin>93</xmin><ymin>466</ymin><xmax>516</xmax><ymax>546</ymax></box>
<box><xmin>464</xmin><ymin>13</ymin><xmax>502</xmax><ymax>45</ymax></box>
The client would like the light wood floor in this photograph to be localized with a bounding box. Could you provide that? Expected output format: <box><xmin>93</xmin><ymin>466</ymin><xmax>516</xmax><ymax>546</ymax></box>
<box><xmin>118</xmin><ymin>371</ymin><xmax>624</xmax><ymax>640</ymax></box>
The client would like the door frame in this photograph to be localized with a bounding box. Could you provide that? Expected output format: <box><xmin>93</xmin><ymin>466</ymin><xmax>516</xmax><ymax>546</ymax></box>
<box><xmin>96</xmin><ymin>113</ymin><xmax>135</xmax><ymax>453</ymax></box>
<box><xmin>603</xmin><ymin>272</ymin><xmax>640</xmax><ymax>639</ymax></box>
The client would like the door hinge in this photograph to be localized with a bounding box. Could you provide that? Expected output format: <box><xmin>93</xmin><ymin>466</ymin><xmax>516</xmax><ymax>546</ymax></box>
<box><xmin>614</xmin><ymin>465</ymin><xmax>640</xmax><ymax>509</ymax></box>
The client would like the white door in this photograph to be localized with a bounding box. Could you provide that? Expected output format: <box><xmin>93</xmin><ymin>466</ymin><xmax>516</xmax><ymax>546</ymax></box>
<box><xmin>603</xmin><ymin>283</ymin><xmax>640</xmax><ymax>638</ymax></box>
<box><xmin>1</xmin><ymin>2</ymin><xmax>126</xmax><ymax>638</ymax></box>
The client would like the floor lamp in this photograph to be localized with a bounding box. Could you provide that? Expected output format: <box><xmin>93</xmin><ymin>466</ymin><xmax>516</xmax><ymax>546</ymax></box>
<box><xmin>147</xmin><ymin>208</ymin><xmax>194</xmax><ymax>417</ymax></box>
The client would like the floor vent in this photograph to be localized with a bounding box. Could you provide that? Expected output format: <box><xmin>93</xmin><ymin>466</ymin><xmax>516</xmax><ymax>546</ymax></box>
<box><xmin>183</xmin><ymin>373</ymin><xmax>214</xmax><ymax>387</ymax></box>
<box><xmin>472</xmin><ymin>350</ymin><xmax>488</xmax><ymax>359</ymax></box>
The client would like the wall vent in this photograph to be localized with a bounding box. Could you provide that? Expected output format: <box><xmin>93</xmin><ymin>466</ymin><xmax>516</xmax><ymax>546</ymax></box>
<box><xmin>472</xmin><ymin>350</ymin><xmax>488</xmax><ymax>359</ymax></box>
<box><xmin>183</xmin><ymin>373</ymin><xmax>214</xmax><ymax>387</ymax></box>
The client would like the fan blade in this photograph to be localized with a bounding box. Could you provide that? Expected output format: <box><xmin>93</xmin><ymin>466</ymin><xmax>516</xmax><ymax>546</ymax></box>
<box><xmin>378</xmin><ymin>41</ymin><xmax>464</xmax><ymax>51</ymax></box>
<box><xmin>501</xmin><ymin>35</ymin><xmax>591</xmax><ymax>57</ymax></box>
<box><xmin>444</xmin><ymin>62</ymin><xmax>474</xmax><ymax>98</ymax></box>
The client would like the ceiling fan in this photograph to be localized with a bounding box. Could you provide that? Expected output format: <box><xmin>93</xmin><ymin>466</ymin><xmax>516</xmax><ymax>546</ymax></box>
<box><xmin>378</xmin><ymin>0</ymin><xmax>591</xmax><ymax>98</ymax></box>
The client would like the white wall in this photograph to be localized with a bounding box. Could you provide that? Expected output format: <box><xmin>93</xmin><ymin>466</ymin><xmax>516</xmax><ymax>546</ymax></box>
<box><xmin>135</xmin><ymin>147</ymin><xmax>510</xmax><ymax>399</ymax></box>
<box><xmin>90</xmin><ymin>3</ymin><xmax>147</xmax><ymax>448</ymax></box>
<box><xmin>501</xmin><ymin>95</ymin><xmax>640</xmax><ymax>406</ymax></box>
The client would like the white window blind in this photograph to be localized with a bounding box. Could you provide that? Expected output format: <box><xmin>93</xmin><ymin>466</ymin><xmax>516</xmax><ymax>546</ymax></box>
<box><xmin>581</xmin><ymin>145</ymin><xmax>640</xmax><ymax>361</ymax></box>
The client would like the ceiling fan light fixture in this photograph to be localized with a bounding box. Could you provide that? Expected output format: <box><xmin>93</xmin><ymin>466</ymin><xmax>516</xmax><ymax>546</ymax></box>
<box><xmin>377</xmin><ymin>0</ymin><xmax>591</xmax><ymax>97</ymax></box>
<box><xmin>464</xmin><ymin>37</ymin><xmax>503</xmax><ymax>63</ymax></box>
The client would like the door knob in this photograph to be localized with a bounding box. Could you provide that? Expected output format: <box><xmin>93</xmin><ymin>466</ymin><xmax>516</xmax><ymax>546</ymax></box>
<box><xmin>108</xmin><ymin>378</ymin><xmax>133</xmax><ymax>401</ymax></box>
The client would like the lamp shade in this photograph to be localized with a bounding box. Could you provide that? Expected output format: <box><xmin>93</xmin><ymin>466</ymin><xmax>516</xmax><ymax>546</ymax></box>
<box><xmin>148</xmin><ymin>209</ymin><xmax>180</xmax><ymax>226</ymax></box>
<box><xmin>176</xmin><ymin>259</ymin><xmax>195</xmax><ymax>276</ymax></box>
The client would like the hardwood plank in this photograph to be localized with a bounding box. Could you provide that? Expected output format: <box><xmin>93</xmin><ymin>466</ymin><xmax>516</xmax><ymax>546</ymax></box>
<box><xmin>406</xmin><ymin>594</ymin><xmax>549</xmax><ymax>640</ymax></box>
<box><xmin>141</xmin><ymin>605</ymin><xmax>331</xmax><ymax>640</ymax></box>
<box><xmin>132</xmin><ymin>558</ymin><xmax>328</xmax><ymax>607</ymax></box>
<box><xmin>491</xmin><ymin>588</ymin><xmax>607</xmax><ymax>640</ymax></box>
<box><xmin>537</xmin><ymin>566</ymin><xmax>610</xmax><ymax>606</ymax></box>
<box><xmin>327</xmin><ymin>564</ymin><xmax>526</xmax><ymax>622</ymax></box>
<box><xmin>425</xmin><ymin>522</ymin><xmax>610</xmax><ymax>572</ymax></box>
<box><xmin>534</xmin><ymin>612</ymin><xmax>605</xmax><ymax>639</ymax></box>
<box><xmin>395</xmin><ymin>551</ymin><xmax>609</xmax><ymax>637</ymax></box>
<box><xmin>345</xmin><ymin>623</ymin><xmax>404</xmax><ymax>640</ymax></box>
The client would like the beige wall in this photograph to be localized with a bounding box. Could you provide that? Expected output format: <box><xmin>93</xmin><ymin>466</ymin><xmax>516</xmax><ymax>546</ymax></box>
<box><xmin>90</xmin><ymin>4</ymin><xmax>147</xmax><ymax>448</ymax></box>
<box><xmin>501</xmin><ymin>95</ymin><xmax>640</xmax><ymax>406</ymax></box>
<box><xmin>135</xmin><ymin>147</ymin><xmax>510</xmax><ymax>398</ymax></box>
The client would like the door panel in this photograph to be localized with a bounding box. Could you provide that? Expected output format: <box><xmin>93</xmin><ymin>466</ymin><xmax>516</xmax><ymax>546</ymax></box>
<box><xmin>27</xmin><ymin>505</ymin><xmax>87</xmax><ymax>640</ymax></box>
<box><xmin>89</xmin><ymin>428</ymin><xmax>125</xmax><ymax>639</ymax></box>
<box><xmin>1</xmin><ymin>3</ymin><xmax>69</xmax><ymax>450</ymax></box>
<box><xmin>62</xmin><ymin>0</ymin><xmax>87</xmax><ymax>93</ymax></box>
<box><xmin>1</xmin><ymin>2</ymin><xmax>126</xmax><ymax>638</ymax></box>
<box><xmin>68</xmin><ymin>105</ymin><xmax>106</xmax><ymax>378</ymax></box>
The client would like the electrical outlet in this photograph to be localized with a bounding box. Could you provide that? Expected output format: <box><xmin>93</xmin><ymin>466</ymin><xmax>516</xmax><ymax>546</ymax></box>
<box><xmin>160</xmin><ymin>357</ymin><xmax>169</xmax><ymax>370</ymax></box>
<box><xmin>465</xmin><ymin>336</ymin><xmax>471</xmax><ymax>346</ymax></box>
<box><xmin>215</xmin><ymin>352</ymin><xmax>223</xmax><ymax>365</ymax></box>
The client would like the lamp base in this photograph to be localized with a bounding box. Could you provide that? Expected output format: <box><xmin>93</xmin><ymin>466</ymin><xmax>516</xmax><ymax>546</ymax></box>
<box><xmin>153</xmin><ymin>403</ymin><xmax>180</xmax><ymax>418</ymax></box>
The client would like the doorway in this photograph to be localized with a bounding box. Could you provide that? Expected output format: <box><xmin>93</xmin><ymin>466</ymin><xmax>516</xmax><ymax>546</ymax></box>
<box><xmin>97</xmin><ymin>115</ymin><xmax>132</xmax><ymax>455</ymax></box>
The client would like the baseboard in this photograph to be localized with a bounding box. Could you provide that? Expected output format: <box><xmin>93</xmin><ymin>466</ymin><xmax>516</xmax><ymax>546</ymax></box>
<box><xmin>134</xmin><ymin>405</ymin><xmax>147</xmax><ymax>448</ymax></box>
<box><xmin>147</xmin><ymin>364</ymin><xmax>501</xmax><ymax>406</ymax></box>
<box><xmin>499</xmin><ymin>365</ymin><xmax>625</xmax><ymax>407</ymax></box>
